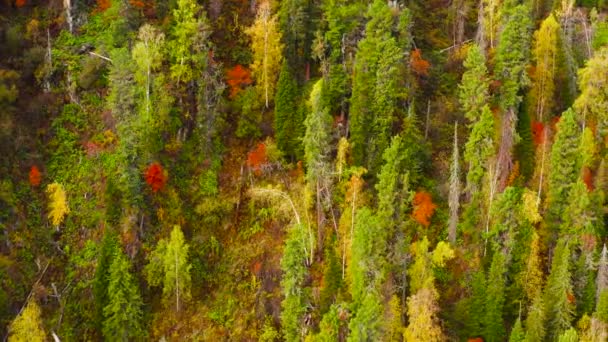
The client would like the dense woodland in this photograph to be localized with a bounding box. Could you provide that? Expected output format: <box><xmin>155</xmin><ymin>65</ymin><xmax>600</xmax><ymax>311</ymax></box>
<box><xmin>1</xmin><ymin>0</ymin><xmax>608</xmax><ymax>340</ymax></box>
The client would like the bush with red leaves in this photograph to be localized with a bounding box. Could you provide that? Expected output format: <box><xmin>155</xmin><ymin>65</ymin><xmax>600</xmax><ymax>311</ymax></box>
<box><xmin>412</xmin><ymin>191</ymin><xmax>437</xmax><ymax>227</ymax></box>
<box><xmin>145</xmin><ymin>163</ymin><xmax>167</xmax><ymax>192</ymax></box>
<box><xmin>531</xmin><ymin>121</ymin><xmax>545</xmax><ymax>146</ymax></box>
<box><xmin>29</xmin><ymin>166</ymin><xmax>41</xmax><ymax>187</ymax></box>
<box><xmin>226</xmin><ymin>65</ymin><xmax>252</xmax><ymax>99</ymax></box>
<box><xmin>247</xmin><ymin>142</ymin><xmax>268</xmax><ymax>176</ymax></box>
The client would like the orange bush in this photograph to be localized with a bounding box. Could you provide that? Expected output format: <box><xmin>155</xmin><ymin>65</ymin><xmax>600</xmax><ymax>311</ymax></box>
<box><xmin>15</xmin><ymin>0</ymin><xmax>26</xmax><ymax>7</ymax></box>
<box><xmin>582</xmin><ymin>167</ymin><xmax>594</xmax><ymax>191</ymax></box>
<box><xmin>412</xmin><ymin>191</ymin><xmax>437</xmax><ymax>227</ymax></box>
<box><xmin>410</xmin><ymin>49</ymin><xmax>431</xmax><ymax>77</ymax></box>
<box><xmin>145</xmin><ymin>163</ymin><xmax>167</xmax><ymax>192</ymax></box>
<box><xmin>226</xmin><ymin>65</ymin><xmax>252</xmax><ymax>98</ymax></box>
<box><xmin>29</xmin><ymin>166</ymin><xmax>41</xmax><ymax>187</ymax></box>
<box><xmin>97</xmin><ymin>0</ymin><xmax>111</xmax><ymax>11</ymax></box>
<box><xmin>531</xmin><ymin>121</ymin><xmax>545</xmax><ymax>146</ymax></box>
<box><xmin>246</xmin><ymin>142</ymin><xmax>268</xmax><ymax>175</ymax></box>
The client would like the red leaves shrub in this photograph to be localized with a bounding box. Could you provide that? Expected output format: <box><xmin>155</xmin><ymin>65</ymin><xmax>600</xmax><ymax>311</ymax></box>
<box><xmin>15</xmin><ymin>0</ymin><xmax>26</xmax><ymax>7</ymax></box>
<box><xmin>145</xmin><ymin>163</ymin><xmax>167</xmax><ymax>192</ymax></box>
<box><xmin>412</xmin><ymin>191</ymin><xmax>437</xmax><ymax>227</ymax></box>
<box><xmin>247</xmin><ymin>142</ymin><xmax>268</xmax><ymax>176</ymax></box>
<box><xmin>410</xmin><ymin>49</ymin><xmax>431</xmax><ymax>77</ymax></box>
<box><xmin>226</xmin><ymin>65</ymin><xmax>252</xmax><ymax>98</ymax></box>
<box><xmin>96</xmin><ymin>0</ymin><xmax>111</xmax><ymax>11</ymax></box>
<box><xmin>532</xmin><ymin>121</ymin><xmax>545</xmax><ymax>146</ymax></box>
<box><xmin>29</xmin><ymin>166</ymin><xmax>41</xmax><ymax>187</ymax></box>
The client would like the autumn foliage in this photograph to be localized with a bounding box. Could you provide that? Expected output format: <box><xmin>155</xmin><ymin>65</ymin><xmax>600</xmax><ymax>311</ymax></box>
<box><xmin>582</xmin><ymin>167</ymin><xmax>594</xmax><ymax>191</ymax></box>
<box><xmin>410</xmin><ymin>49</ymin><xmax>431</xmax><ymax>77</ymax></box>
<box><xmin>246</xmin><ymin>142</ymin><xmax>268</xmax><ymax>175</ymax></box>
<box><xmin>412</xmin><ymin>191</ymin><xmax>437</xmax><ymax>227</ymax></box>
<box><xmin>29</xmin><ymin>166</ymin><xmax>41</xmax><ymax>187</ymax></box>
<box><xmin>145</xmin><ymin>163</ymin><xmax>167</xmax><ymax>192</ymax></box>
<box><xmin>15</xmin><ymin>0</ymin><xmax>26</xmax><ymax>7</ymax></box>
<box><xmin>96</xmin><ymin>0</ymin><xmax>111</xmax><ymax>11</ymax></box>
<box><xmin>531</xmin><ymin>121</ymin><xmax>545</xmax><ymax>146</ymax></box>
<box><xmin>226</xmin><ymin>65</ymin><xmax>252</xmax><ymax>98</ymax></box>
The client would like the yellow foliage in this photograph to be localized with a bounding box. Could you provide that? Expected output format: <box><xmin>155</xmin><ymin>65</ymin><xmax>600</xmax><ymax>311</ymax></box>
<box><xmin>46</xmin><ymin>182</ymin><xmax>69</xmax><ymax>227</ymax></box>
<box><xmin>521</xmin><ymin>189</ymin><xmax>542</xmax><ymax>224</ymax></box>
<box><xmin>9</xmin><ymin>300</ymin><xmax>46</xmax><ymax>342</ymax></box>
<box><xmin>431</xmin><ymin>241</ymin><xmax>455</xmax><ymax>267</ymax></box>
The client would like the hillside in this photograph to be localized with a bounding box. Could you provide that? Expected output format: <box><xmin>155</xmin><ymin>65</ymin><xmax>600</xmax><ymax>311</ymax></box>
<box><xmin>0</xmin><ymin>0</ymin><xmax>608</xmax><ymax>341</ymax></box>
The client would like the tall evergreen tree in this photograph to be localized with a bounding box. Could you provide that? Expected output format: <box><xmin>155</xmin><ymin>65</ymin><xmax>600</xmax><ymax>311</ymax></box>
<box><xmin>93</xmin><ymin>231</ymin><xmax>119</xmax><ymax>331</ymax></box>
<box><xmin>525</xmin><ymin>294</ymin><xmax>546</xmax><ymax>342</ymax></box>
<box><xmin>544</xmin><ymin>239</ymin><xmax>575</xmax><ymax>339</ymax></box>
<box><xmin>274</xmin><ymin>61</ymin><xmax>301</xmax><ymax>160</ymax></box>
<box><xmin>280</xmin><ymin>224</ymin><xmax>309</xmax><ymax>342</ymax></box>
<box><xmin>350</xmin><ymin>0</ymin><xmax>405</xmax><ymax>175</ymax></box>
<box><xmin>483</xmin><ymin>251</ymin><xmax>507</xmax><ymax>342</ymax></box>
<box><xmin>102</xmin><ymin>248</ymin><xmax>145</xmax><ymax>341</ymax></box>
<box><xmin>459</xmin><ymin>44</ymin><xmax>490</xmax><ymax>123</ymax></box>
<box><xmin>278</xmin><ymin>0</ymin><xmax>310</xmax><ymax>75</ymax></box>
<box><xmin>509</xmin><ymin>317</ymin><xmax>525</xmax><ymax>342</ymax></box>
<box><xmin>574</xmin><ymin>47</ymin><xmax>608</xmax><ymax>143</ymax></box>
<box><xmin>464</xmin><ymin>105</ymin><xmax>496</xmax><ymax>196</ymax></box>
<box><xmin>546</xmin><ymin>108</ymin><xmax>581</xmax><ymax>231</ymax></box>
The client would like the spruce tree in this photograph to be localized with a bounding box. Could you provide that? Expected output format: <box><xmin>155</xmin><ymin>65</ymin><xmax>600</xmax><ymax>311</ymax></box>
<box><xmin>509</xmin><ymin>317</ymin><xmax>525</xmax><ymax>342</ymax></box>
<box><xmin>274</xmin><ymin>61</ymin><xmax>301</xmax><ymax>160</ymax></box>
<box><xmin>464</xmin><ymin>105</ymin><xmax>496</xmax><ymax>196</ymax></box>
<box><xmin>525</xmin><ymin>294</ymin><xmax>546</xmax><ymax>342</ymax></box>
<box><xmin>467</xmin><ymin>270</ymin><xmax>486</xmax><ymax>338</ymax></box>
<box><xmin>546</xmin><ymin>108</ymin><xmax>581</xmax><ymax>231</ymax></box>
<box><xmin>280</xmin><ymin>224</ymin><xmax>309</xmax><ymax>342</ymax></box>
<box><xmin>93</xmin><ymin>231</ymin><xmax>118</xmax><ymax>331</ymax></box>
<box><xmin>102</xmin><ymin>248</ymin><xmax>145</xmax><ymax>341</ymax></box>
<box><xmin>459</xmin><ymin>44</ymin><xmax>490</xmax><ymax>123</ymax></box>
<box><xmin>350</xmin><ymin>0</ymin><xmax>404</xmax><ymax>175</ymax></box>
<box><xmin>544</xmin><ymin>239</ymin><xmax>575</xmax><ymax>339</ymax></box>
<box><xmin>483</xmin><ymin>251</ymin><xmax>507</xmax><ymax>342</ymax></box>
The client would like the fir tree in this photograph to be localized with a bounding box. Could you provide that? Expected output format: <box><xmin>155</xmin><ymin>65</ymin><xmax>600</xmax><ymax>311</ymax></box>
<box><xmin>280</xmin><ymin>224</ymin><xmax>309</xmax><ymax>342</ymax></box>
<box><xmin>546</xmin><ymin>108</ymin><xmax>581</xmax><ymax>231</ymax></box>
<box><xmin>483</xmin><ymin>251</ymin><xmax>507</xmax><ymax>342</ymax></box>
<box><xmin>467</xmin><ymin>270</ymin><xmax>487</xmax><ymax>338</ymax></box>
<box><xmin>274</xmin><ymin>61</ymin><xmax>301</xmax><ymax>160</ymax></box>
<box><xmin>544</xmin><ymin>239</ymin><xmax>575</xmax><ymax>339</ymax></box>
<box><xmin>557</xmin><ymin>328</ymin><xmax>578</xmax><ymax>342</ymax></box>
<box><xmin>509</xmin><ymin>317</ymin><xmax>525</xmax><ymax>342</ymax></box>
<box><xmin>102</xmin><ymin>248</ymin><xmax>145</xmax><ymax>341</ymax></box>
<box><xmin>93</xmin><ymin>231</ymin><xmax>118</xmax><ymax>331</ymax></box>
<box><xmin>278</xmin><ymin>0</ymin><xmax>310</xmax><ymax>74</ymax></box>
<box><xmin>464</xmin><ymin>105</ymin><xmax>496</xmax><ymax>196</ymax></box>
<box><xmin>348</xmin><ymin>290</ymin><xmax>383</xmax><ymax>342</ymax></box>
<box><xmin>459</xmin><ymin>44</ymin><xmax>490</xmax><ymax>123</ymax></box>
<box><xmin>350</xmin><ymin>0</ymin><xmax>404</xmax><ymax>175</ymax></box>
<box><xmin>525</xmin><ymin>294</ymin><xmax>546</xmax><ymax>342</ymax></box>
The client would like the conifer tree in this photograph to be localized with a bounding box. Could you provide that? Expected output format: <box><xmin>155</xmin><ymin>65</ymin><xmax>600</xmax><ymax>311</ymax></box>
<box><xmin>522</xmin><ymin>232</ymin><xmax>544</xmax><ymax>304</ymax></box>
<box><xmin>467</xmin><ymin>270</ymin><xmax>487</xmax><ymax>337</ymax></box>
<box><xmin>557</xmin><ymin>328</ymin><xmax>578</xmax><ymax>342</ymax></box>
<box><xmin>247</xmin><ymin>0</ymin><xmax>283</xmax><ymax>108</ymax></box>
<box><xmin>349</xmin><ymin>208</ymin><xmax>383</xmax><ymax>308</ymax></box>
<box><xmin>464</xmin><ymin>105</ymin><xmax>496</xmax><ymax>195</ymax></box>
<box><xmin>274</xmin><ymin>61</ymin><xmax>301</xmax><ymax>160</ymax></box>
<box><xmin>544</xmin><ymin>239</ymin><xmax>575</xmax><ymax>339</ymax></box>
<box><xmin>350</xmin><ymin>0</ymin><xmax>404</xmax><ymax>175</ymax></box>
<box><xmin>525</xmin><ymin>294</ymin><xmax>546</xmax><ymax>342</ymax></box>
<box><xmin>574</xmin><ymin>47</ymin><xmax>608</xmax><ymax>142</ymax></box>
<box><xmin>483</xmin><ymin>251</ymin><xmax>507</xmax><ymax>342</ymax></box>
<box><xmin>546</xmin><ymin>108</ymin><xmax>581</xmax><ymax>230</ymax></box>
<box><xmin>562</xmin><ymin>180</ymin><xmax>596</xmax><ymax>237</ymax></box>
<box><xmin>278</xmin><ymin>0</ymin><xmax>310</xmax><ymax>74</ymax></box>
<box><xmin>348</xmin><ymin>290</ymin><xmax>384</xmax><ymax>342</ymax></box>
<box><xmin>509</xmin><ymin>317</ymin><xmax>525</xmax><ymax>342</ymax></box>
<box><xmin>280</xmin><ymin>224</ymin><xmax>308</xmax><ymax>342</ymax></box>
<box><xmin>102</xmin><ymin>248</ymin><xmax>144</xmax><ymax>341</ymax></box>
<box><xmin>9</xmin><ymin>300</ymin><xmax>45</xmax><ymax>342</ymax></box>
<box><xmin>459</xmin><ymin>44</ymin><xmax>490</xmax><ymax>123</ymax></box>
<box><xmin>169</xmin><ymin>0</ymin><xmax>202</xmax><ymax>85</ymax></box>
<box><xmin>146</xmin><ymin>225</ymin><xmax>192</xmax><ymax>312</ymax></box>
<box><xmin>93</xmin><ymin>231</ymin><xmax>118</xmax><ymax>331</ymax></box>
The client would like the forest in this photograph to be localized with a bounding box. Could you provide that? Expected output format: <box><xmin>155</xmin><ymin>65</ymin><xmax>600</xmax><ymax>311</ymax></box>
<box><xmin>1</xmin><ymin>0</ymin><xmax>608</xmax><ymax>341</ymax></box>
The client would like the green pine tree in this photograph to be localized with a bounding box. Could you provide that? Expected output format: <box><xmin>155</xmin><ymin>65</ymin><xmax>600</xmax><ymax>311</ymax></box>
<box><xmin>483</xmin><ymin>251</ymin><xmax>507</xmax><ymax>342</ymax></box>
<box><xmin>93</xmin><ymin>231</ymin><xmax>118</xmax><ymax>331</ymax></box>
<box><xmin>525</xmin><ymin>293</ymin><xmax>546</xmax><ymax>342</ymax></box>
<box><xmin>546</xmin><ymin>108</ymin><xmax>581</xmax><ymax>231</ymax></box>
<box><xmin>274</xmin><ymin>61</ymin><xmax>301</xmax><ymax>160</ymax></box>
<box><xmin>509</xmin><ymin>317</ymin><xmax>525</xmax><ymax>342</ymax></box>
<box><xmin>544</xmin><ymin>239</ymin><xmax>575</xmax><ymax>339</ymax></box>
<box><xmin>102</xmin><ymin>248</ymin><xmax>145</xmax><ymax>341</ymax></box>
<box><xmin>459</xmin><ymin>44</ymin><xmax>490</xmax><ymax>123</ymax></box>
